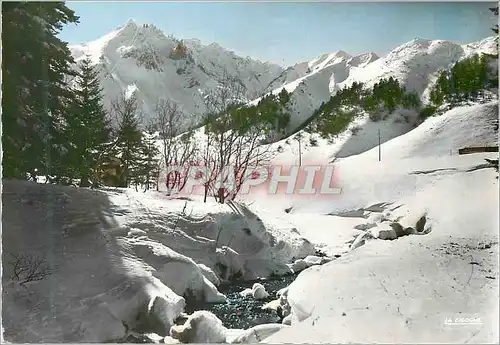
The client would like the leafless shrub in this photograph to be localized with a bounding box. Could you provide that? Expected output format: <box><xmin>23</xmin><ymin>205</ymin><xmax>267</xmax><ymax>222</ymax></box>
<box><xmin>202</xmin><ymin>73</ymin><xmax>274</xmax><ymax>203</ymax></box>
<box><xmin>153</xmin><ymin>99</ymin><xmax>198</xmax><ymax>194</ymax></box>
<box><xmin>7</xmin><ymin>252</ymin><xmax>53</xmax><ymax>287</ymax></box>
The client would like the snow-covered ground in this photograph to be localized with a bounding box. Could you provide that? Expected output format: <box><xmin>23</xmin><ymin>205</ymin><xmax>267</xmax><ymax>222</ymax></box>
<box><xmin>1</xmin><ymin>182</ymin><xmax>315</xmax><ymax>342</ymax></box>
<box><xmin>277</xmin><ymin>101</ymin><xmax>499</xmax><ymax>214</ymax></box>
<box><xmin>3</xmin><ymin>94</ymin><xmax>498</xmax><ymax>343</ymax></box>
<box><xmin>253</xmin><ymin>101</ymin><xmax>499</xmax><ymax>343</ymax></box>
<box><xmin>264</xmin><ymin>164</ymin><xmax>499</xmax><ymax>342</ymax></box>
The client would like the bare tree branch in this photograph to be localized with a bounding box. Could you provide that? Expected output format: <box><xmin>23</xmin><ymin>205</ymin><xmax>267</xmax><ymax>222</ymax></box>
<box><xmin>153</xmin><ymin>99</ymin><xmax>198</xmax><ymax>194</ymax></box>
<box><xmin>200</xmin><ymin>73</ymin><xmax>275</xmax><ymax>203</ymax></box>
<box><xmin>7</xmin><ymin>252</ymin><xmax>53</xmax><ymax>287</ymax></box>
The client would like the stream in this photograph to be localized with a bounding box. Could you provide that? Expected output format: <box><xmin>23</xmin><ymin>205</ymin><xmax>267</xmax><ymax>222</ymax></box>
<box><xmin>182</xmin><ymin>274</ymin><xmax>297</xmax><ymax>329</ymax></box>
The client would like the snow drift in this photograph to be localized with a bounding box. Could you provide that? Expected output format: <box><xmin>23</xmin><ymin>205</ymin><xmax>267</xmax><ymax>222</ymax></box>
<box><xmin>2</xmin><ymin>181</ymin><xmax>186</xmax><ymax>342</ymax></box>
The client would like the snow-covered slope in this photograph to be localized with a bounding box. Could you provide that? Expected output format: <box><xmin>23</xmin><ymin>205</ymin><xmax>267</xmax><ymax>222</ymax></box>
<box><xmin>461</xmin><ymin>36</ymin><xmax>498</xmax><ymax>58</ymax></box>
<box><xmin>340</xmin><ymin>37</ymin><xmax>497</xmax><ymax>104</ymax></box>
<box><xmin>263</xmin><ymin>51</ymin><xmax>379</xmax><ymax>93</ymax></box>
<box><xmin>248</xmin><ymin>101</ymin><xmax>498</xmax><ymax>214</ymax></box>
<box><xmin>70</xmin><ymin>20</ymin><xmax>283</xmax><ymax>130</ymax></box>
<box><xmin>257</xmin><ymin>100</ymin><xmax>499</xmax><ymax>343</ymax></box>
<box><xmin>1</xmin><ymin>180</ymin><xmax>316</xmax><ymax>342</ymax></box>
<box><xmin>249</xmin><ymin>51</ymin><xmax>379</xmax><ymax>132</ymax></box>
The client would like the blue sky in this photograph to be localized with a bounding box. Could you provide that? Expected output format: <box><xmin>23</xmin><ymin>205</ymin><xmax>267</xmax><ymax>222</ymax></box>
<box><xmin>60</xmin><ymin>1</ymin><xmax>497</xmax><ymax>67</ymax></box>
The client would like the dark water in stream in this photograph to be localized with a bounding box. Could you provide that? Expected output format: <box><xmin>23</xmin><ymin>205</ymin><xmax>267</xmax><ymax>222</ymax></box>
<box><xmin>116</xmin><ymin>274</ymin><xmax>297</xmax><ymax>343</ymax></box>
<box><xmin>183</xmin><ymin>274</ymin><xmax>297</xmax><ymax>329</ymax></box>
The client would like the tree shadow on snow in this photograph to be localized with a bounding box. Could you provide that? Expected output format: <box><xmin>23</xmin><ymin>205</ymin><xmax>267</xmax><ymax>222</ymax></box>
<box><xmin>1</xmin><ymin>180</ymin><xmax>145</xmax><ymax>342</ymax></box>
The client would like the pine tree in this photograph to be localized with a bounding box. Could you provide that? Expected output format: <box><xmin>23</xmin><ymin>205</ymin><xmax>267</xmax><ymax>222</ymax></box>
<box><xmin>2</xmin><ymin>2</ymin><xmax>79</xmax><ymax>179</ymax></box>
<box><xmin>133</xmin><ymin>129</ymin><xmax>160</xmax><ymax>191</ymax></box>
<box><xmin>278</xmin><ymin>88</ymin><xmax>291</xmax><ymax>106</ymax></box>
<box><xmin>113</xmin><ymin>95</ymin><xmax>144</xmax><ymax>187</ymax></box>
<box><xmin>67</xmin><ymin>55</ymin><xmax>111</xmax><ymax>186</ymax></box>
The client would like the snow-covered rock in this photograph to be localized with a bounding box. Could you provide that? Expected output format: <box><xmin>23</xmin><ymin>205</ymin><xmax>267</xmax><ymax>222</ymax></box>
<box><xmin>123</xmin><ymin>237</ymin><xmax>226</xmax><ymax>303</ymax></box>
<box><xmin>252</xmin><ymin>283</ymin><xmax>270</xmax><ymax>300</ymax></box>
<box><xmin>350</xmin><ymin>231</ymin><xmax>373</xmax><ymax>250</ymax></box>
<box><xmin>354</xmin><ymin>222</ymin><xmax>377</xmax><ymax>231</ymax></box>
<box><xmin>367</xmin><ymin>212</ymin><xmax>385</xmax><ymax>224</ymax></box>
<box><xmin>261</xmin><ymin>299</ymin><xmax>281</xmax><ymax>312</ymax></box>
<box><xmin>397</xmin><ymin>212</ymin><xmax>428</xmax><ymax>234</ymax></box>
<box><xmin>276</xmin><ymin>286</ymin><xmax>289</xmax><ymax>298</ymax></box>
<box><xmin>290</xmin><ymin>259</ymin><xmax>309</xmax><ymax>273</ymax></box>
<box><xmin>239</xmin><ymin>288</ymin><xmax>253</xmax><ymax>298</ymax></box>
<box><xmin>163</xmin><ymin>335</ymin><xmax>181</xmax><ymax>344</ymax></box>
<box><xmin>303</xmin><ymin>255</ymin><xmax>323</xmax><ymax>266</ymax></box>
<box><xmin>281</xmin><ymin>314</ymin><xmax>293</xmax><ymax>326</ymax></box>
<box><xmin>370</xmin><ymin>221</ymin><xmax>398</xmax><ymax>240</ymax></box>
<box><xmin>215</xmin><ymin>246</ymin><xmax>245</xmax><ymax>281</ymax></box>
<box><xmin>170</xmin><ymin>311</ymin><xmax>227</xmax><ymax>343</ymax></box>
<box><xmin>197</xmin><ymin>263</ymin><xmax>220</xmax><ymax>286</ymax></box>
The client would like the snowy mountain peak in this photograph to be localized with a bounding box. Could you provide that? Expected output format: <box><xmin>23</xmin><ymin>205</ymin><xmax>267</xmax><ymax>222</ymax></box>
<box><xmin>69</xmin><ymin>22</ymin><xmax>284</xmax><ymax>130</ymax></box>
<box><xmin>69</xmin><ymin>20</ymin><xmax>496</xmax><ymax>137</ymax></box>
<box><xmin>308</xmin><ymin>50</ymin><xmax>352</xmax><ymax>70</ymax></box>
<box><xmin>347</xmin><ymin>52</ymin><xmax>379</xmax><ymax>67</ymax></box>
<box><xmin>462</xmin><ymin>36</ymin><xmax>498</xmax><ymax>57</ymax></box>
<box><xmin>332</xmin><ymin>50</ymin><xmax>351</xmax><ymax>59</ymax></box>
<box><xmin>124</xmin><ymin>18</ymin><xmax>138</xmax><ymax>27</ymax></box>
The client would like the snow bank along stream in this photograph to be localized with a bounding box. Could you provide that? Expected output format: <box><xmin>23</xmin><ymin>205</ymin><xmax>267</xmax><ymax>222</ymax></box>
<box><xmin>2</xmin><ymin>157</ymin><xmax>497</xmax><ymax>343</ymax></box>
<box><xmin>1</xmin><ymin>181</ymin><xmax>331</xmax><ymax>343</ymax></box>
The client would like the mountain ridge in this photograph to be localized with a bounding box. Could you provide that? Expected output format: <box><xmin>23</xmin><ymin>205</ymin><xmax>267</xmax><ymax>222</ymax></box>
<box><xmin>69</xmin><ymin>20</ymin><xmax>496</xmax><ymax>134</ymax></box>
<box><xmin>69</xmin><ymin>20</ymin><xmax>285</xmax><ymax>130</ymax></box>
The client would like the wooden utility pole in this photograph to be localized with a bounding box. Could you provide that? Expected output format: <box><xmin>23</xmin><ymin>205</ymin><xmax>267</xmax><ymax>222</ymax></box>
<box><xmin>294</xmin><ymin>134</ymin><xmax>303</xmax><ymax>166</ymax></box>
<box><xmin>378</xmin><ymin>129</ymin><xmax>381</xmax><ymax>162</ymax></box>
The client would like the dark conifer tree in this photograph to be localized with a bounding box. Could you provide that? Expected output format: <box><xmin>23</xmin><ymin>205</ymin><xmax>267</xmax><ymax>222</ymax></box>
<box><xmin>67</xmin><ymin>55</ymin><xmax>111</xmax><ymax>186</ymax></box>
<box><xmin>132</xmin><ymin>128</ymin><xmax>160</xmax><ymax>191</ymax></box>
<box><xmin>2</xmin><ymin>2</ymin><xmax>79</xmax><ymax>179</ymax></box>
<box><xmin>112</xmin><ymin>95</ymin><xmax>144</xmax><ymax>187</ymax></box>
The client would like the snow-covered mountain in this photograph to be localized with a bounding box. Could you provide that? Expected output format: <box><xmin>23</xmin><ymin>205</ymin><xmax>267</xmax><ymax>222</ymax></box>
<box><xmin>257</xmin><ymin>36</ymin><xmax>497</xmax><ymax>133</ymax></box>
<box><xmin>70</xmin><ymin>20</ymin><xmax>496</xmax><ymax>135</ymax></box>
<box><xmin>249</xmin><ymin>50</ymin><xmax>380</xmax><ymax>131</ymax></box>
<box><xmin>264</xmin><ymin>50</ymin><xmax>379</xmax><ymax>93</ymax></box>
<box><xmin>70</xmin><ymin>20</ymin><xmax>284</xmax><ymax>130</ymax></box>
